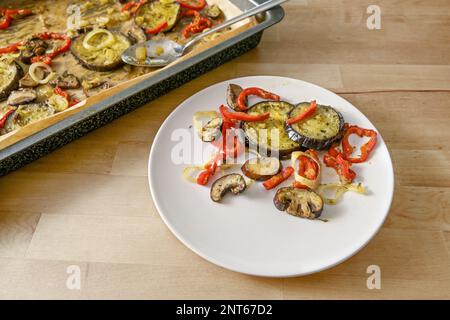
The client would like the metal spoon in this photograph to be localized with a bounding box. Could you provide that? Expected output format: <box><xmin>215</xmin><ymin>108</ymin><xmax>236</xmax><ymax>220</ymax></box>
<box><xmin>122</xmin><ymin>0</ymin><xmax>288</xmax><ymax>67</ymax></box>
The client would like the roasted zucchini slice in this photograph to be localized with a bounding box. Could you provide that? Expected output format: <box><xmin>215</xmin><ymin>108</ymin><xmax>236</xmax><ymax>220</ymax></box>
<box><xmin>286</xmin><ymin>102</ymin><xmax>344</xmax><ymax>150</ymax></box>
<box><xmin>71</xmin><ymin>30</ymin><xmax>132</xmax><ymax>72</ymax></box>
<box><xmin>242</xmin><ymin>101</ymin><xmax>301</xmax><ymax>159</ymax></box>
<box><xmin>0</xmin><ymin>61</ymin><xmax>23</xmax><ymax>102</ymax></box>
<box><xmin>134</xmin><ymin>1</ymin><xmax>181</xmax><ymax>32</ymax></box>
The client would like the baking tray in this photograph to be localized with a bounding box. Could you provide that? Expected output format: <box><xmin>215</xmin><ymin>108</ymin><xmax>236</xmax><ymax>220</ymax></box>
<box><xmin>0</xmin><ymin>0</ymin><xmax>284</xmax><ymax>176</ymax></box>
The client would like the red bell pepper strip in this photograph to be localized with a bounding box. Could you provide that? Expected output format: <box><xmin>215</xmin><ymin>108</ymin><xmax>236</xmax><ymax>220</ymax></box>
<box><xmin>54</xmin><ymin>87</ymin><xmax>69</xmax><ymax>100</ymax></box>
<box><xmin>197</xmin><ymin>114</ymin><xmax>244</xmax><ymax>186</ymax></box>
<box><xmin>196</xmin><ymin>135</ymin><xmax>243</xmax><ymax>185</ymax></box>
<box><xmin>236</xmin><ymin>87</ymin><xmax>280</xmax><ymax>111</ymax></box>
<box><xmin>177</xmin><ymin>0</ymin><xmax>207</xmax><ymax>11</ymax></box>
<box><xmin>0</xmin><ymin>14</ymin><xmax>12</xmax><ymax>30</ymax></box>
<box><xmin>342</xmin><ymin>124</ymin><xmax>378</xmax><ymax>163</ymax></box>
<box><xmin>0</xmin><ymin>7</ymin><xmax>32</xmax><ymax>30</ymax></box>
<box><xmin>327</xmin><ymin>143</ymin><xmax>342</xmax><ymax>158</ymax></box>
<box><xmin>182</xmin><ymin>11</ymin><xmax>212</xmax><ymax>38</ymax></box>
<box><xmin>263</xmin><ymin>167</ymin><xmax>294</xmax><ymax>190</ymax></box>
<box><xmin>121</xmin><ymin>2</ymin><xmax>135</xmax><ymax>12</ymax></box>
<box><xmin>0</xmin><ymin>40</ymin><xmax>25</xmax><ymax>54</ymax></box>
<box><xmin>30</xmin><ymin>32</ymin><xmax>71</xmax><ymax>65</ymax></box>
<box><xmin>323</xmin><ymin>153</ymin><xmax>356</xmax><ymax>184</ymax></box>
<box><xmin>292</xmin><ymin>181</ymin><xmax>310</xmax><ymax>189</ymax></box>
<box><xmin>55</xmin><ymin>87</ymin><xmax>80</xmax><ymax>108</ymax></box>
<box><xmin>69</xmin><ymin>99</ymin><xmax>80</xmax><ymax>107</ymax></box>
<box><xmin>145</xmin><ymin>21</ymin><xmax>168</xmax><ymax>35</ymax></box>
<box><xmin>286</xmin><ymin>100</ymin><xmax>317</xmax><ymax>125</ymax></box>
<box><xmin>0</xmin><ymin>109</ymin><xmax>14</xmax><ymax>130</ymax></box>
<box><xmin>297</xmin><ymin>154</ymin><xmax>319</xmax><ymax>180</ymax></box>
<box><xmin>219</xmin><ymin>104</ymin><xmax>269</xmax><ymax>122</ymax></box>
<box><xmin>120</xmin><ymin>0</ymin><xmax>146</xmax><ymax>14</ymax></box>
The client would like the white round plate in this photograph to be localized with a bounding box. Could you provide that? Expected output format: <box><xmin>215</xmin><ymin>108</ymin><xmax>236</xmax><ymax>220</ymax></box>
<box><xmin>148</xmin><ymin>76</ymin><xmax>394</xmax><ymax>277</ymax></box>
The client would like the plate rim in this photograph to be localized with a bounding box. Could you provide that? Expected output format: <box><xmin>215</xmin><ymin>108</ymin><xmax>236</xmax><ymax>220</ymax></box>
<box><xmin>148</xmin><ymin>75</ymin><xmax>395</xmax><ymax>277</ymax></box>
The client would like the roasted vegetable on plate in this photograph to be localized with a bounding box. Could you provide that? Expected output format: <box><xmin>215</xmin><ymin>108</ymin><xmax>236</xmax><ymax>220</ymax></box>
<box><xmin>286</xmin><ymin>102</ymin><xmax>344</xmax><ymax>150</ymax></box>
<box><xmin>210</xmin><ymin>173</ymin><xmax>246</xmax><ymax>202</ymax></box>
<box><xmin>241</xmin><ymin>157</ymin><xmax>281</xmax><ymax>181</ymax></box>
<box><xmin>273</xmin><ymin>187</ymin><xmax>324</xmax><ymax>219</ymax></box>
<box><xmin>182</xmin><ymin>83</ymin><xmax>379</xmax><ymax>221</ymax></box>
<box><xmin>241</xmin><ymin>101</ymin><xmax>301</xmax><ymax>158</ymax></box>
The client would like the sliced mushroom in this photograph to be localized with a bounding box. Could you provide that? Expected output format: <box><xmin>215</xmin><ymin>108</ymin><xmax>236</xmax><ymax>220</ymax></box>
<box><xmin>19</xmin><ymin>38</ymin><xmax>48</xmax><ymax>64</ymax></box>
<box><xmin>210</xmin><ymin>174</ymin><xmax>246</xmax><ymax>202</ymax></box>
<box><xmin>226</xmin><ymin>83</ymin><xmax>244</xmax><ymax>111</ymax></box>
<box><xmin>50</xmin><ymin>72</ymin><xmax>80</xmax><ymax>89</ymax></box>
<box><xmin>205</xmin><ymin>4</ymin><xmax>223</xmax><ymax>19</ymax></box>
<box><xmin>273</xmin><ymin>187</ymin><xmax>324</xmax><ymax>219</ymax></box>
<box><xmin>7</xmin><ymin>88</ymin><xmax>37</xmax><ymax>106</ymax></box>
<box><xmin>19</xmin><ymin>73</ymin><xmax>39</xmax><ymax>88</ymax></box>
<box><xmin>201</xmin><ymin>117</ymin><xmax>223</xmax><ymax>142</ymax></box>
<box><xmin>120</xmin><ymin>20</ymin><xmax>147</xmax><ymax>44</ymax></box>
<box><xmin>241</xmin><ymin>157</ymin><xmax>282</xmax><ymax>181</ymax></box>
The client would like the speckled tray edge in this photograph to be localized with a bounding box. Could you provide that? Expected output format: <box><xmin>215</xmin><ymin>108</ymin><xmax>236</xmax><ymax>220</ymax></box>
<box><xmin>0</xmin><ymin>3</ymin><xmax>284</xmax><ymax>176</ymax></box>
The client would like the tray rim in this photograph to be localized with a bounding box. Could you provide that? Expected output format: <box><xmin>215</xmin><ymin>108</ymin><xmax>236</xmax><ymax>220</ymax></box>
<box><xmin>0</xmin><ymin>2</ymin><xmax>284</xmax><ymax>161</ymax></box>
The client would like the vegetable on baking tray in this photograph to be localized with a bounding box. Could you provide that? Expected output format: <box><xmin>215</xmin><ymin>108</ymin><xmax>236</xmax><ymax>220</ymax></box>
<box><xmin>0</xmin><ymin>7</ymin><xmax>33</xmax><ymax>30</ymax></box>
<box><xmin>0</xmin><ymin>60</ymin><xmax>23</xmax><ymax>101</ymax></box>
<box><xmin>71</xmin><ymin>29</ymin><xmax>131</xmax><ymax>71</ymax></box>
<box><xmin>181</xmin><ymin>9</ymin><xmax>212</xmax><ymax>38</ymax></box>
<box><xmin>134</xmin><ymin>0</ymin><xmax>181</xmax><ymax>33</ymax></box>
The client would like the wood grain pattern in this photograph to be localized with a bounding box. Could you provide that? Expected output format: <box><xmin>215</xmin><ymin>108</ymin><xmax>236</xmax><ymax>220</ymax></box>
<box><xmin>0</xmin><ymin>0</ymin><xmax>449</xmax><ymax>299</ymax></box>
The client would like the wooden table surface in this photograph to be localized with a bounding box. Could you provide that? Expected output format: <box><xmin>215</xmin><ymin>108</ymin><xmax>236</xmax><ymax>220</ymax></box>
<box><xmin>1</xmin><ymin>0</ymin><xmax>449</xmax><ymax>299</ymax></box>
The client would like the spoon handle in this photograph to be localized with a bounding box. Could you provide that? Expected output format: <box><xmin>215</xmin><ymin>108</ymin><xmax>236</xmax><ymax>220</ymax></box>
<box><xmin>183</xmin><ymin>0</ymin><xmax>288</xmax><ymax>52</ymax></box>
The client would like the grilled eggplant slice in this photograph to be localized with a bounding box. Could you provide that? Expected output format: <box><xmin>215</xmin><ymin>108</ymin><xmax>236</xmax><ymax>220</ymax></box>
<box><xmin>242</xmin><ymin>101</ymin><xmax>301</xmax><ymax>159</ymax></box>
<box><xmin>226</xmin><ymin>84</ymin><xmax>244</xmax><ymax>111</ymax></box>
<box><xmin>120</xmin><ymin>20</ymin><xmax>147</xmax><ymax>44</ymax></box>
<box><xmin>0</xmin><ymin>61</ymin><xmax>24</xmax><ymax>101</ymax></box>
<box><xmin>210</xmin><ymin>174</ymin><xmax>246</xmax><ymax>202</ymax></box>
<box><xmin>71</xmin><ymin>31</ymin><xmax>132</xmax><ymax>71</ymax></box>
<box><xmin>286</xmin><ymin>102</ymin><xmax>344</xmax><ymax>150</ymax></box>
<box><xmin>274</xmin><ymin>187</ymin><xmax>324</xmax><ymax>219</ymax></box>
<box><xmin>241</xmin><ymin>157</ymin><xmax>281</xmax><ymax>181</ymax></box>
<box><xmin>134</xmin><ymin>1</ymin><xmax>181</xmax><ymax>33</ymax></box>
<box><xmin>49</xmin><ymin>72</ymin><xmax>80</xmax><ymax>89</ymax></box>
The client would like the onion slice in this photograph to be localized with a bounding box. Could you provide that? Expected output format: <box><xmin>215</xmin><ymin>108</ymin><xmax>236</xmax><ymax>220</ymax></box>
<box><xmin>29</xmin><ymin>62</ymin><xmax>55</xmax><ymax>84</ymax></box>
<box><xmin>291</xmin><ymin>151</ymin><xmax>321</xmax><ymax>190</ymax></box>
<box><xmin>83</xmin><ymin>29</ymin><xmax>115</xmax><ymax>50</ymax></box>
<box><xmin>192</xmin><ymin>110</ymin><xmax>219</xmax><ymax>136</ymax></box>
<box><xmin>183</xmin><ymin>164</ymin><xmax>241</xmax><ymax>184</ymax></box>
<box><xmin>316</xmin><ymin>183</ymin><xmax>366</xmax><ymax>205</ymax></box>
<box><xmin>48</xmin><ymin>94</ymin><xmax>69</xmax><ymax>112</ymax></box>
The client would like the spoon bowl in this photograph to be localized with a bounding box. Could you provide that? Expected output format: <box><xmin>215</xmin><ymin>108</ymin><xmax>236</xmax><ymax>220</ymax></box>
<box><xmin>122</xmin><ymin>39</ymin><xmax>183</xmax><ymax>67</ymax></box>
